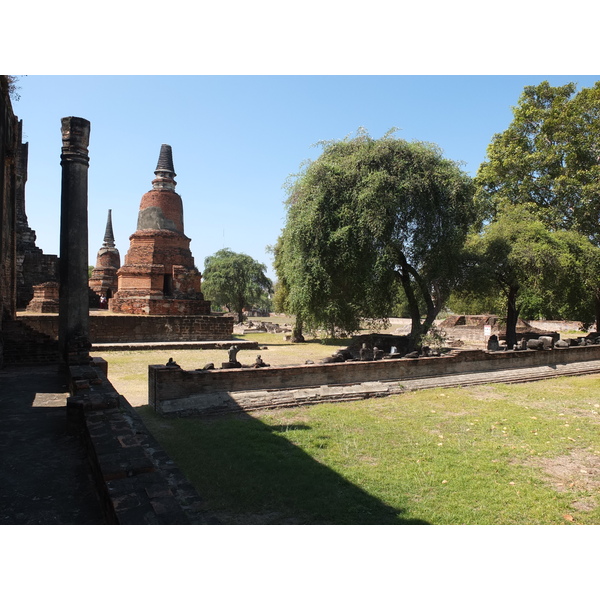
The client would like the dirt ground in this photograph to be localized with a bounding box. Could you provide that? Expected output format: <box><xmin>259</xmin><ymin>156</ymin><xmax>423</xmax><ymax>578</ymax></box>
<box><xmin>525</xmin><ymin>449</ymin><xmax>600</xmax><ymax>512</ymax></box>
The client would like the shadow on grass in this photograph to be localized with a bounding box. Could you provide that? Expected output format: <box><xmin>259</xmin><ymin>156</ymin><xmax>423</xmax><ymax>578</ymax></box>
<box><xmin>268</xmin><ymin>424</ymin><xmax>311</xmax><ymax>433</ymax></box>
<box><xmin>138</xmin><ymin>406</ymin><xmax>428</xmax><ymax>525</ymax></box>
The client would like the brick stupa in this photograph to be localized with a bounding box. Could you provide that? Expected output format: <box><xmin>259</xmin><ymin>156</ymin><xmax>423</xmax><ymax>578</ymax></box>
<box><xmin>109</xmin><ymin>145</ymin><xmax>211</xmax><ymax>315</ymax></box>
<box><xmin>89</xmin><ymin>209</ymin><xmax>120</xmax><ymax>301</ymax></box>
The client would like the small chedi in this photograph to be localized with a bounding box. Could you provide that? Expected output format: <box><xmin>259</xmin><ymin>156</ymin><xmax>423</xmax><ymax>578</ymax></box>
<box><xmin>110</xmin><ymin>145</ymin><xmax>211</xmax><ymax>315</ymax></box>
<box><xmin>88</xmin><ymin>209</ymin><xmax>120</xmax><ymax>303</ymax></box>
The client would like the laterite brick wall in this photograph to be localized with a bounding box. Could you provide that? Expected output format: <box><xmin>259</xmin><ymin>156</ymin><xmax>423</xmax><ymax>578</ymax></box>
<box><xmin>19</xmin><ymin>313</ymin><xmax>234</xmax><ymax>342</ymax></box>
<box><xmin>149</xmin><ymin>345</ymin><xmax>600</xmax><ymax>416</ymax></box>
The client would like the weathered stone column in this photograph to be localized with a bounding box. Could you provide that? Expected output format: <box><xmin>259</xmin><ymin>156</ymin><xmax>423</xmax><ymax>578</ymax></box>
<box><xmin>58</xmin><ymin>117</ymin><xmax>91</xmax><ymax>364</ymax></box>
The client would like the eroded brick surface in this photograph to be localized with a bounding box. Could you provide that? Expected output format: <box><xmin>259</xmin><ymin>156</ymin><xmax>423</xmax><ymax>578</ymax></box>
<box><xmin>110</xmin><ymin>145</ymin><xmax>210</xmax><ymax>316</ymax></box>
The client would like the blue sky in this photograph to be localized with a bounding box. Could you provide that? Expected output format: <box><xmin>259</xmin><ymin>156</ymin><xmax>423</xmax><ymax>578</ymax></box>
<box><xmin>12</xmin><ymin>75</ymin><xmax>600</xmax><ymax>280</ymax></box>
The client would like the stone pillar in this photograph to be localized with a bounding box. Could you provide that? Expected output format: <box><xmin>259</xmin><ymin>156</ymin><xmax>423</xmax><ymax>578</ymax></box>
<box><xmin>58</xmin><ymin>117</ymin><xmax>91</xmax><ymax>365</ymax></box>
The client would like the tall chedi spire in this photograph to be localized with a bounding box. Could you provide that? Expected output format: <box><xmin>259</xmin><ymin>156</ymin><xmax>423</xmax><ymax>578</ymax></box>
<box><xmin>153</xmin><ymin>144</ymin><xmax>177</xmax><ymax>188</ymax></box>
<box><xmin>110</xmin><ymin>144</ymin><xmax>211</xmax><ymax>315</ymax></box>
<box><xmin>89</xmin><ymin>209</ymin><xmax>121</xmax><ymax>303</ymax></box>
<box><xmin>103</xmin><ymin>208</ymin><xmax>116</xmax><ymax>248</ymax></box>
<box><xmin>136</xmin><ymin>144</ymin><xmax>185</xmax><ymax>234</ymax></box>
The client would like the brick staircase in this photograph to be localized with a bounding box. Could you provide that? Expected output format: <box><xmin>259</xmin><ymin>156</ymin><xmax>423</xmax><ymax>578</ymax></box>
<box><xmin>1</xmin><ymin>319</ymin><xmax>60</xmax><ymax>364</ymax></box>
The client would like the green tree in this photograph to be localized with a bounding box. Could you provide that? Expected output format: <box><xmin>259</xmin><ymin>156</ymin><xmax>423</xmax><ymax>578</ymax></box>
<box><xmin>275</xmin><ymin>129</ymin><xmax>476</xmax><ymax>348</ymax></box>
<box><xmin>475</xmin><ymin>80</ymin><xmax>600</xmax><ymax>327</ymax></box>
<box><xmin>446</xmin><ymin>289</ymin><xmax>505</xmax><ymax>317</ymax></box>
<box><xmin>460</xmin><ymin>206</ymin><xmax>600</xmax><ymax>347</ymax></box>
<box><xmin>202</xmin><ymin>249</ymin><xmax>273</xmax><ymax>323</ymax></box>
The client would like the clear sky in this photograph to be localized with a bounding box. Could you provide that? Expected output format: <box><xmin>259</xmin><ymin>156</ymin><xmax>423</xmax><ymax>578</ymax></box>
<box><xmin>11</xmin><ymin>75</ymin><xmax>600</xmax><ymax>281</ymax></box>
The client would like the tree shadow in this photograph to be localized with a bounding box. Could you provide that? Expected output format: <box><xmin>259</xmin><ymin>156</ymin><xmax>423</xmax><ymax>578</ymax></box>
<box><xmin>138</xmin><ymin>406</ymin><xmax>429</xmax><ymax>525</ymax></box>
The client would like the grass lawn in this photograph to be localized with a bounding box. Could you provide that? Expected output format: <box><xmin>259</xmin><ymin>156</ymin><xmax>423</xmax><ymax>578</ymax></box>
<box><xmin>138</xmin><ymin>374</ymin><xmax>600</xmax><ymax>525</ymax></box>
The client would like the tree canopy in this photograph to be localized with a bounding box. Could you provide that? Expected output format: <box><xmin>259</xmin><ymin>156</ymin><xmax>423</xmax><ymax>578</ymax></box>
<box><xmin>275</xmin><ymin>130</ymin><xmax>476</xmax><ymax>346</ymax></box>
<box><xmin>475</xmin><ymin>80</ymin><xmax>600</xmax><ymax>328</ymax></box>
<box><xmin>476</xmin><ymin>80</ymin><xmax>600</xmax><ymax>238</ymax></box>
<box><xmin>202</xmin><ymin>249</ymin><xmax>272</xmax><ymax>323</ymax></box>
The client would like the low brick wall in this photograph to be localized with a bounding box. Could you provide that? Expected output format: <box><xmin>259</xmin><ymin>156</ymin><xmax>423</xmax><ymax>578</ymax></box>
<box><xmin>149</xmin><ymin>345</ymin><xmax>600</xmax><ymax>416</ymax></box>
<box><xmin>18</xmin><ymin>313</ymin><xmax>234</xmax><ymax>343</ymax></box>
<box><xmin>67</xmin><ymin>359</ymin><xmax>217</xmax><ymax>524</ymax></box>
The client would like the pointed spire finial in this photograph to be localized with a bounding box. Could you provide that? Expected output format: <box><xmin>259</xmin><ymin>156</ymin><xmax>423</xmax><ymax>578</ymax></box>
<box><xmin>155</xmin><ymin>144</ymin><xmax>176</xmax><ymax>175</ymax></box>
<box><xmin>103</xmin><ymin>209</ymin><xmax>115</xmax><ymax>248</ymax></box>
<box><xmin>152</xmin><ymin>144</ymin><xmax>177</xmax><ymax>191</ymax></box>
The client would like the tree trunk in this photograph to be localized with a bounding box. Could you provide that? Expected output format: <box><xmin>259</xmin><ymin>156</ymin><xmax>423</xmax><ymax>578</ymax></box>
<box><xmin>505</xmin><ymin>285</ymin><xmax>520</xmax><ymax>350</ymax></box>
<box><xmin>421</xmin><ymin>285</ymin><xmax>443</xmax><ymax>339</ymax></box>
<box><xmin>595</xmin><ymin>289</ymin><xmax>600</xmax><ymax>332</ymax></box>
<box><xmin>292</xmin><ymin>318</ymin><xmax>305</xmax><ymax>343</ymax></box>
<box><xmin>398</xmin><ymin>273</ymin><xmax>422</xmax><ymax>352</ymax></box>
<box><xmin>397</xmin><ymin>258</ymin><xmax>439</xmax><ymax>352</ymax></box>
<box><xmin>235</xmin><ymin>294</ymin><xmax>246</xmax><ymax>324</ymax></box>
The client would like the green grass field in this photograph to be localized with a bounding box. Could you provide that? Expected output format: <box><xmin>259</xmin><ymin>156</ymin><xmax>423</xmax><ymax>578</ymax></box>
<box><xmin>138</xmin><ymin>374</ymin><xmax>600</xmax><ymax>525</ymax></box>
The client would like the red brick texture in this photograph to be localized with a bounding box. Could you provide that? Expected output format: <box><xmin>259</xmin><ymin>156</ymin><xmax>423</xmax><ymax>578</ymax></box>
<box><xmin>149</xmin><ymin>345</ymin><xmax>600</xmax><ymax>416</ymax></box>
<box><xmin>19</xmin><ymin>313</ymin><xmax>234</xmax><ymax>342</ymax></box>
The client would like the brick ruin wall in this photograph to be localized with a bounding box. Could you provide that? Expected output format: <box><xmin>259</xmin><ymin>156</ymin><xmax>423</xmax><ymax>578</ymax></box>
<box><xmin>149</xmin><ymin>345</ymin><xmax>600</xmax><ymax>416</ymax></box>
<box><xmin>0</xmin><ymin>78</ymin><xmax>19</xmax><ymax>367</ymax></box>
<box><xmin>0</xmin><ymin>78</ymin><xmax>18</xmax><ymax>325</ymax></box>
<box><xmin>18</xmin><ymin>313</ymin><xmax>234</xmax><ymax>343</ymax></box>
<box><xmin>17</xmin><ymin>249</ymin><xmax>59</xmax><ymax>309</ymax></box>
<box><xmin>66</xmin><ymin>358</ymin><xmax>215</xmax><ymax>524</ymax></box>
<box><xmin>11</xmin><ymin>85</ymin><xmax>59</xmax><ymax>310</ymax></box>
<box><xmin>109</xmin><ymin>297</ymin><xmax>212</xmax><ymax>316</ymax></box>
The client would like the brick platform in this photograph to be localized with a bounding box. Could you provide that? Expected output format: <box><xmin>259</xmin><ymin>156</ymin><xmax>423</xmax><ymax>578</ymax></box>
<box><xmin>18</xmin><ymin>312</ymin><xmax>235</xmax><ymax>343</ymax></box>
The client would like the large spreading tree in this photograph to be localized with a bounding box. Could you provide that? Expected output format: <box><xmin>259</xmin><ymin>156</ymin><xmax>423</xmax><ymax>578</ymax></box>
<box><xmin>202</xmin><ymin>249</ymin><xmax>273</xmax><ymax>323</ymax></box>
<box><xmin>274</xmin><ymin>130</ymin><xmax>477</xmax><ymax>348</ymax></box>
<box><xmin>475</xmin><ymin>80</ymin><xmax>600</xmax><ymax>328</ymax></box>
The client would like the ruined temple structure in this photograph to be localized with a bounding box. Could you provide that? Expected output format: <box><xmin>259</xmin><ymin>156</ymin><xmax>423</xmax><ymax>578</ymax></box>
<box><xmin>15</xmin><ymin>120</ymin><xmax>59</xmax><ymax>309</ymax></box>
<box><xmin>1</xmin><ymin>76</ymin><xmax>19</xmax><ymax>366</ymax></box>
<box><xmin>110</xmin><ymin>145</ymin><xmax>211</xmax><ymax>315</ymax></box>
<box><xmin>26</xmin><ymin>281</ymin><xmax>60</xmax><ymax>313</ymax></box>
<box><xmin>89</xmin><ymin>209</ymin><xmax>120</xmax><ymax>301</ymax></box>
<box><xmin>438</xmin><ymin>314</ymin><xmax>558</xmax><ymax>345</ymax></box>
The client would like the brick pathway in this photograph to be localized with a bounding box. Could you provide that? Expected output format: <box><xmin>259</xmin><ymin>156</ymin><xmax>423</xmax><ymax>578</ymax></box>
<box><xmin>0</xmin><ymin>364</ymin><xmax>106</xmax><ymax>524</ymax></box>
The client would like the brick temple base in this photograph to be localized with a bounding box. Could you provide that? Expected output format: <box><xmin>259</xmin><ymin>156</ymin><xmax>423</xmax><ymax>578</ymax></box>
<box><xmin>109</xmin><ymin>296</ymin><xmax>212</xmax><ymax>315</ymax></box>
<box><xmin>18</xmin><ymin>313</ymin><xmax>234</xmax><ymax>343</ymax></box>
